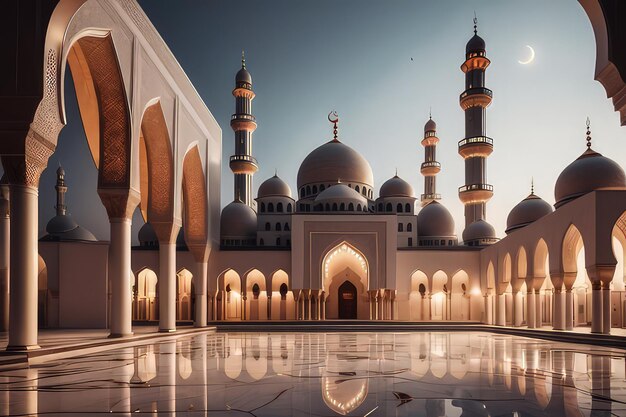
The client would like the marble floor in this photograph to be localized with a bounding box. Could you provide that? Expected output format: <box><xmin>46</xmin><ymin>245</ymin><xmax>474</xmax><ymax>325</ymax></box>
<box><xmin>0</xmin><ymin>331</ymin><xmax>624</xmax><ymax>416</ymax></box>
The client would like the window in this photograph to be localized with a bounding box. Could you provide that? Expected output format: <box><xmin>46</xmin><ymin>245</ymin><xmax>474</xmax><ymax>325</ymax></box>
<box><xmin>440</xmin><ymin>239</ymin><xmax>445</xmax><ymax>245</ymax></box>
<box><xmin>397</xmin><ymin>203</ymin><xmax>403</xmax><ymax>213</ymax></box>
<box><xmin>407</xmin><ymin>223</ymin><xmax>412</xmax><ymax>232</ymax></box>
<box><xmin>348</xmin><ymin>203</ymin><xmax>354</xmax><ymax>211</ymax></box>
<box><xmin>357</xmin><ymin>204</ymin><xmax>362</xmax><ymax>211</ymax></box>
<box><xmin>408</xmin><ymin>237</ymin><xmax>413</xmax><ymax>246</ymax></box>
<box><xmin>268</xmin><ymin>203</ymin><xmax>274</xmax><ymax>212</ymax></box>
<box><xmin>312</xmin><ymin>185</ymin><xmax>317</xmax><ymax>194</ymax></box>
<box><xmin>405</xmin><ymin>203</ymin><xmax>411</xmax><ymax>213</ymax></box>
<box><xmin>332</xmin><ymin>203</ymin><xmax>338</xmax><ymax>211</ymax></box>
<box><xmin>287</xmin><ymin>203</ymin><xmax>292</xmax><ymax>212</ymax></box>
<box><xmin>276</xmin><ymin>222</ymin><xmax>282</xmax><ymax>231</ymax></box>
<box><xmin>259</xmin><ymin>238</ymin><xmax>264</xmax><ymax>246</ymax></box>
<box><xmin>284</xmin><ymin>223</ymin><xmax>290</xmax><ymax>231</ymax></box>
<box><xmin>448</xmin><ymin>240</ymin><xmax>453</xmax><ymax>246</ymax></box>
<box><xmin>306</xmin><ymin>186</ymin><xmax>311</xmax><ymax>195</ymax></box>
<box><xmin>369</xmin><ymin>190</ymin><xmax>373</xmax><ymax>198</ymax></box>
<box><xmin>362</xmin><ymin>187</ymin><xmax>367</xmax><ymax>196</ymax></box>
<box><xmin>398</xmin><ymin>223</ymin><xmax>403</xmax><ymax>232</ymax></box>
<box><xmin>299</xmin><ymin>203</ymin><xmax>304</xmax><ymax>211</ymax></box>
<box><xmin>260</xmin><ymin>202</ymin><xmax>265</xmax><ymax>212</ymax></box>
<box><xmin>340</xmin><ymin>203</ymin><xmax>345</xmax><ymax>211</ymax></box>
<box><xmin>386</xmin><ymin>203</ymin><xmax>392</xmax><ymax>212</ymax></box>
<box><xmin>252</xmin><ymin>283</ymin><xmax>260</xmax><ymax>299</ymax></box>
<box><xmin>280</xmin><ymin>283</ymin><xmax>288</xmax><ymax>300</ymax></box>
<box><xmin>265</xmin><ymin>222</ymin><xmax>271</xmax><ymax>231</ymax></box>
<box><xmin>355</xmin><ymin>185</ymin><xmax>360</xmax><ymax>193</ymax></box>
<box><xmin>300</xmin><ymin>189</ymin><xmax>305</xmax><ymax>198</ymax></box>
<box><xmin>276</xmin><ymin>237</ymin><xmax>281</xmax><ymax>246</ymax></box>
<box><xmin>277</xmin><ymin>202</ymin><xmax>283</xmax><ymax>212</ymax></box>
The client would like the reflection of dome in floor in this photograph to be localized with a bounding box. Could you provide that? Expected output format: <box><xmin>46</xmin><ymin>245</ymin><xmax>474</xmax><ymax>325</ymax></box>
<box><xmin>322</xmin><ymin>374</ymin><xmax>368</xmax><ymax>415</ymax></box>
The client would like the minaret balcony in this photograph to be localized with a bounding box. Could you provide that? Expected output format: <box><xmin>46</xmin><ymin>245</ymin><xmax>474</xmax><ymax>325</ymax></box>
<box><xmin>420</xmin><ymin>161</ymin><xmax>441</xmax><ymax>175</ymax></box>
<box><xmin>421</xmin><ymin>193</ymin><xmax>441</xmax><ymax>201</ymax></box>
<box><xmin>461</xmin><ymin>56</ymin><xmax>491</xmax><ymax>73</ymax></box>
<box><xmin>230</xmin><ymin>154</ymin><xmax>259</xmax><ymax>174</ymax></box>
<box><xmin>459</xmin><ymin>87</ymin><xmax>492</xmax><ymax>110</ymax></box>
<box><xmin>230</xmin><ymin>113</ymin><xmax>257</xmax><ymax>132</ymax></box>
<box><xmin>421</xmin><ymin>136</ymin><xmax>439</xmax><ymax>147</ymax></box>
<box><xmin>458</xmin><ymin>136</ymin><xmax>493</xmax><ymax>158</ymax></box>
<box><xmin>232</xmin><ymin>86</ymin><xmax>255</xmax><ymax>99</ymax></box>
<box><xmin>458</xmin><ymin>183</ymin><xmax>493</xmax><ymax>204</ymax></box>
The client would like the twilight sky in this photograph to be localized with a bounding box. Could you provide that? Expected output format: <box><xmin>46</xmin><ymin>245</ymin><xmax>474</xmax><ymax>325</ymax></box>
<box><xmin>7</xmin><ymin>0</ymin><xmax>626</xmax><ymax>242</ymax></box>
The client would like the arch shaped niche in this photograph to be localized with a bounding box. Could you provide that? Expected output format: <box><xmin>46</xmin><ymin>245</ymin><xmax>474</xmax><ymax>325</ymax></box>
<box><xmin>271</xmin><ymin>270</ymin><xmax>294</xmax><ymax>320</ymax></box>
<box><xmin>450</xmin><ymin>270</ymin><xmax>470</xmax><ymax>321</ymax></box>
<box><xmin>245</xmin><ymin>269</ymin><xmax>267</xmax><ymax>321</ymax></box>
<box><xmin>133</xmin><ymin>268</ymin><xmax>158</xmax><ymax>321</ymax></box>
<box><xmin>176</xmin><ymin>268</ymin><xmax>194</xmax><ymax>321</ymax></box>
<box><xmin>218</xmin><ymin>270</ymin><xmax>241</xmax><ymax>321</ymax></box>
<box><xmin>322</xmin><ymin>242</ymin><xmax>369</xmax><ymax>320</ymax></box>
<box><xmin>409</xmin><ymin>270</ymin><xmax>428</xmax><ymax>321</ymax></box>
<box><xmin>430</xmin><ymin>270</ymin><xmax>448</xmax><ymax>321</ymax></box>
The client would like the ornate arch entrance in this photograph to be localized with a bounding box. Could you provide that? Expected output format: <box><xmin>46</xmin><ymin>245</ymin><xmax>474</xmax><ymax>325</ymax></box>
<box><xmin>338</xmin><ymin>280</ymin><xmax>357</xmax><ymax>319</ymax></box>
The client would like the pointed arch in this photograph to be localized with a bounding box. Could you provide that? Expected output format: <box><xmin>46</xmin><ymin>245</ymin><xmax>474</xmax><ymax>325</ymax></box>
<box><xmin>562</xmin><ymin>224</ymin><xmax>584</xmax><ymax>274</ymax></box>
<box><xmin>181</xmin><ymin>145</ymin><xmax>208</xmax><ymax>258</ymax></box>
<box><xmin>516</xmin><ymin>246</ymin><xmax>528</xmax><ymax>279</ymax></box>
<box><xmin>321</xmin><ymin>241</ymin><xmax>369</xmax><ymax>292</ymax></box>
<box><xmin>533</xmin><ymin>238</ymin><xmax>549</xmax><ymax>278</ymax></box>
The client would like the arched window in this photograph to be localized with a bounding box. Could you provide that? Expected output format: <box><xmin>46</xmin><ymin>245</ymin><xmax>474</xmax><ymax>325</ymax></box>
<box><xmin>398</xmin><ymin>223</ymin><xmax>403</xmax><ymax>232</ymax></box>
<box><xmin>252</xmin><ymin>283</ymin><xmax>260</xmax><ymax>299</ymax></box>
<box><xmin>265</xmin><ymin>222</ymin><xmax>271</xmax><ymax>231</ymax></box>
<box><xmin>312</xmin><ymin>185</ymin><xmax>317</xmax><ymax>194</ymax></box>
<box><xmin>276</xmin><ymin>237</ymin><xmax>281</xmax><ymax>246</ymax></box>
<box><xmin>369</xmin><ymin>190</ymin><xmax>373</xmax><ymax>198</ymax></box>
<box><xmin>325</xmin><ymin>203</ymin><xmax>330</xmax><ymax>211</ymax></box>
<box><xmin>332</xmin><ymin>203</ymin><xmax>338</xmax><ymax>211</ymax></box>
<box><xmin>287</xmin><ymin>203</ymin><xmax>292</xmax><ymax>212</ymax></box>
<box><xmin>284</xmin><ymin>223</ymin><xmax>290</xmax><ymax>231</ymax></box>
<box><xmin>378</xmin><ymin>203</ymin><xmax>383</xmax><ymax>211</ymax></box>
<box><xmin>300</xmin><ymin>188</ymin><xmax>305</xmax><ymax>198</ymax></box>
<box><xmin>355</xmin><ymin>185</ymin><xmax>360</xmax><ymax>193</ymax></box>
<box><xmin>268</xmin><ymin>203</ymin><xmax>274</xmax><ymax>212</ymax></box>
<box><xmin>259</xmin><ymin>238</ymin><xmax>264</xmax><ymax>246</ymax></box>
<box><xmin>405</xmin><ymin>203</ymin><xmax>411</xmax><ymax>213</ymax></box>
<box><xmin>306</xmin><ymin>185</ymin><xmax>311</xmax><ymax>195</ymax></box>
<box><xmin>397</xmin><ymin>203</ymin><xmax>403</xmax><ymax>213</ymax></box>
<box><xmin>357</xmin><ymin>204</ymin><xmax>362</xmax><ymax>211</ymax></box>
<box><xmin>280</xmin><ymin>283</ymin><xmax>288</xmax><ymax>300</ymax></box>
<box><xmin>276</xmin><ymin>222</ymin><xmax>282</xmax><ymax>231</ymax></box>
<box><xmin>348</xmin><ymin>203</ymin><xmax>354</xmax><ymax>211</ymax></box>
<box><xmin>260</xmin><ymin>202</ymin><xmax>265</xmax><ymax>212</ymax></box>
<box><xmin>386</xmin><ymin>203</ymin><xmax>392</xmax><ymax>212</ymax></box>
<box><xmin>277</xmin><ymin>202</ymin><xmax>283</xmax><ymax>212</ymax></box>
<box><xmin>407</xmin><ymin>223</ymin><xmax>413</xmax><ymax>232</ymax></box>
<box><xmin>340</xmin><ymin>203</ymin><xmax>345</xmax><ymax>211</ymax></box>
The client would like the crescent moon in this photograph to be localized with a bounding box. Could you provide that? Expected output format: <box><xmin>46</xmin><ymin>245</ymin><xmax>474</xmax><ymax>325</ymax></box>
<box><xmin>518</xmin><ymin>45</ymin><xmax>535</xmax><ymax>65</ymax></box>
<box><xmin>328</xmin><ymin>110</ymin><xmax>339</xmax><ymax>123</ymax></box>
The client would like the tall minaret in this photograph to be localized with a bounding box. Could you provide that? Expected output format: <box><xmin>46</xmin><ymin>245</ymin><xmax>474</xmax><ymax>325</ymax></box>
<box><xmin>420</xmin><ymin>114</ymin><xmax>442</xmax><ymax>206</ymax></box>
<box><xmin>458</xmin><ymin>17</ymin><xmax>494</xmax><ymax>229</ymax></box>
<box><xmin>230</xmin><ymin>51</ymin><xmax>258</xmax><ymax>209</ymax></box>
<box><xmin>55</xmin><ymin>165</ymin><xmax>68</xmax><ymax>216</ymax></box>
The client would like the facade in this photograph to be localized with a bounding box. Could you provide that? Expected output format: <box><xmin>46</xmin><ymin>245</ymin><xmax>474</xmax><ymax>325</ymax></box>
<box><xmin>3</xmin><ymin>0</ymin><xmax>626</xmax><ymax>352</ymax></box>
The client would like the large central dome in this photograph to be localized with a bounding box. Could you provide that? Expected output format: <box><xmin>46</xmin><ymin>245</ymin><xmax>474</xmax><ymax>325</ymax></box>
<box><xmin>297</xmin><ymin>139</ymin><xmax>374</xmax><ymax>190</ymax></box>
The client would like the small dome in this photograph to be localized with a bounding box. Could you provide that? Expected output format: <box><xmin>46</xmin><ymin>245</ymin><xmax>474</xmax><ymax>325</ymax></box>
<box><xmin>379</xmin><ymin>175</ymin><xmax>414</xmax><ymax>198</ymax></box>
<box><xmin>463</xmin><ymin>219</ymin><xmax>496</xmax><ymax>244</ymax></box>
<box><xmin>46</xmin><ymin>214</ymin><xmax>78</xmax><ymax>234</ymax></box>
<box><xmin>424</xmin><ymin>118</ymin><xmax>436</xmax><ymax>133</ymax></box>
<box><xmin>417</xmin><ymin>201</ymin><xmax>455</xmax><ymax>237</ymax></box>
<box><xmin>138</xmin><ymin>222</ymin><xmax>158</xmax><ymax>246</ymax></box>
<box><xmin>466</xmin><ymin>33</ymin><xmax>486</xmax><ymax>56</ymax></box>
<box><xmin>297</xmin><ymin>140</ymin><xmax>374</xmax><ymax>190</ymax></box>
<box><xmin>220</xmin><ymin>200</ymin><xmax>257</xmax><ymax>239</ymax></box>
<box><xmin>236</xmin><ymin>67</ymin><xmax>252</xmax><ymax>84</ymax></box>
<box><xmin>315</xmin><ymin>183</ymin><xmax>367</xmax><ymax>205</ymax></box>
<box><xmin>555</xmin><ymin>148</ymin><xmax>626</xmax><ymax>208</ymax></box>
<box><xmin>258</xmin><ymin>175</ymin><xmax>292</xmax><ymax>198</ymax></box>
<box><xmin>506</xmin><ymin>193</ymin><xmax>553</xmax><ymax>234</ymax></box>
<box><xmin>43</xmin><ymin>215</ymin><xmax>96</xmax><ymax>242</ymax></box>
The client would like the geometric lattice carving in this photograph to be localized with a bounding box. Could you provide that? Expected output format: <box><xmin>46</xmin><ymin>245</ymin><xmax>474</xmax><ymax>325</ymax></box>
<box><xmin>182</xmin><ymin>146</ymin><xmax>208</xmax><ymax>254</ymax></box>
<box><xmin>77</xmin><ymin>36</ymin><xmax>131</xmax><ymax>188</ymax></box>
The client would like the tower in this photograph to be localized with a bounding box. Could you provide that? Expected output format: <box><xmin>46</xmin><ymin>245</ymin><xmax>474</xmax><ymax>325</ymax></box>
<box><xmin>55</xmin><ymin>165</ymin><xmax>67</xmax><ymax>216</ymax></box>
<box><xmin>230</xmin><ymin>51</ymin><xmax>258</xmax><ymax>209</ymax></box>
<box><xmin>458</xmin><ymin>17</ymin><xmax>494</xmax><ymax>231</ymax></box>
<box><xmin>420</xmin><ymin>115</ymin><xmax>441</xmax><ymax>206</ymax></box>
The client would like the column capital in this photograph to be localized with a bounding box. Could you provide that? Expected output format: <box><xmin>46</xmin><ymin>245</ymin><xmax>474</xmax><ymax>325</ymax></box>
<box><xmin>1</xmin><ymin>132</ymin><xmax>56</xmax><ymax>189</ymax></box>
<box><xmin>586</xmin><ymin>264</ymin><xmax>616</xmax><ymax>285</ymax></box>
<box><xmin>98</xmin><ymin>188</ymin><xmax>140</xmax><ymax>220</ymax></box>
<box><xmin>152</xmin><ymin>221</ymin><xmax>181</xmax><ymax>245</ymax></box>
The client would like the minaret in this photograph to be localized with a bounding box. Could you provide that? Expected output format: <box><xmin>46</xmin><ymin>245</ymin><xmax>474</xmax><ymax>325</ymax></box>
<box><xmin>458</xmin><ymin>17</ymin><xmax>494</xmax><ymax>229</ymax></box>
<box><xmin>420</xmin><ymin>114</ymin><xmax>442</xmax><ymax>206</ymax></box>
<box><xmin>229</xmin><ymin>51</ymin><xmax>258</xmax><ymax>209</ymax></box>
<box><xmin>55</xmin><ymin>165</ymin><xmax>67</xmax><ymax>216</ymax></box>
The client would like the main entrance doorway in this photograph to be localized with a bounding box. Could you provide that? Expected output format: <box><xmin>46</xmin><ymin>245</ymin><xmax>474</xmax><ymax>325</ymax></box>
<box><xmin>338</xmin><ymin>280</ymin><xmax>357</xmax><ymax>319</ymax></box>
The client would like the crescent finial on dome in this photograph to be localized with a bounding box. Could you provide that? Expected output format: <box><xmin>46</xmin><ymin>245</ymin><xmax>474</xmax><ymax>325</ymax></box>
<box><xmin>586</xmin><ymin>117</ymin><xmax>592</xmax><ymax>149</ymax></box>
<box><xmin>328</xmin><ymin>111</ymin><xmax>339</xmax><ymax>142</ymax></box>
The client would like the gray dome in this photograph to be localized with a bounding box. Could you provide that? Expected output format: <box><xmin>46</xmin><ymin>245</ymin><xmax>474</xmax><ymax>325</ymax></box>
<box><xmin>424</xmin><ymin>118</ymin><xmax>436</xmax><ymax>132</ymax></box>
<box><xmin>297</xmin><ymin>140</ymin><xmax>374</xmax><ymax>189</ymax></box>
<box><xmin>315</xmin><ymin>183</ymin><xmax>367</xmax><ymax>205</ymax></box>
<box><xmin>258</xmin><ymin>175</ymin><xmax>292</xmax><ymax>198</ymax></box>
<box><xmin>42</xmin><ymin>215</ymin><xmax>96</xmax><ymax>242</ymax></box>
<box><xmin>379</xmin><ymin>175</ymin><xmax>414</xmax><ymax>198</ymax></box>
<box><xmin>466</xmin><ymin>34</ymin><xmax>486</xmax><ymax>55</ymax></box>
<box><xmin>506</xmin><ymin>193</ymin><xmax>553</xmax><ymax>234</ymax></box>
<box><xmin>463</xmin><ymin>219</ymin><xmax>496</xmax><ymax>243</ymax></box>
<box><xmin>138</xmin><ymin>222</ymin><xmax>158</xmax><ymax>246</ymax></box>
<box><xmin>554</xmin><ymin>148</ymin><xmax>626</xmax><ymax>208</ymax></box>
<box><xmin>220</xmin><ymin>201</ymin><xmax>257</xmax><ymax>239</ymax></box>
<box><xmin>417</xmin><ymin>201</ymin><xmax>455</xmax><ymax>237</ymax></box>
<box><xmin>236</xmin><ymin>67</ymin><xmax>252</xmax><ymax>84</ymax></box>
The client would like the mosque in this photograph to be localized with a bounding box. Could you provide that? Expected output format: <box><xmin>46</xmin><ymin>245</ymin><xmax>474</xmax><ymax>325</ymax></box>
<box><xmin>1</xmin><ymin>0</ymin><xmax>626</xmax><ymax>352</ymax></box>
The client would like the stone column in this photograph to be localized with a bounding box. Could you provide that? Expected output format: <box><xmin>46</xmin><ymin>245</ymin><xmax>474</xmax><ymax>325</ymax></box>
<box><xmin>526</xmin><ymin>288</ymin><xmax>536</xmax><ymax>328</ymax></box>
<box><xmin>483</xmin><ymin>291</ymin><xmax>492</xmax><ymax>325</ymax></box>
<box><xmin>153</xmin><ymin>223</ymin><xmax>180</xmax><ymax>332</ymax></box>
<box><xmin>100</xmin><ymin>190</ymin><xmax>140</xmax><ymax>338</ymax></box>
<box><xmin>427</xmin><ymin>293</ymin><xmax>432</xmax><ymax>320</ymax></box>
<box><xmin>242</xmin><ymin>294</ymin><xmax>247</xmax><ymax>321</ymax></box>
<box><xmin>194</xmin><ymin>261</ymin><xmax>208</xmax><ymax>327</ymax></box>
<box><xmin>563</xmin><ymin>272</ymin><xmax>576</xmax><ymax>331</ymax></box>
<box><xmin>588</xmin><ymin>265</ymin><xmax>616</xmax><ymax>335</ymax></box>
<box><xmin>496</xmin><ymin>293</ymin><xmax>506</xmax><ymax>326</ymax></box>
<box><xmin>535</xmin><ymin>289</ymin><xmax>542</xmax><ymax>328</ymax></box>
<box><xmin>266</xmin><ymin>293</ymin><xmax>272</xmax><ymax>320</ymax></box>
<box><xmin>512</xmin><ymin>291</ymin><xmax>523</xmax><ymax>327</ymax></box>
<box><xmin>550</xmin><ymin>272</ymin><xmax>565</xmax><ymax>331</ymax></box>
<box><xmin>0</xmin><ymin>186</ymin><xmax>9</xmax><ymax>332</ymax></box>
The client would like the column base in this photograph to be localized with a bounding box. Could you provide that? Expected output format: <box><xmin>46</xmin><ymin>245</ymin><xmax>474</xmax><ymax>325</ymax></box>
<box><xmin>108</xmin><ymin>332</ymin><xmax>134</xmax><ymax>338</ymax></box>
<box><xmin>6</xmin><ymin>344</ymin><xmax>40</xmax><ymax>352</ymax></box>
<box><xmin>158</xmin><ymin>328</ymin><xmax>176</xmax><ymax>333</ymax></box>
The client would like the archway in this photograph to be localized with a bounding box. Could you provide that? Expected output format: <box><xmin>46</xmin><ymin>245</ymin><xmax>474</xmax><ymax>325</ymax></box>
<box><xmin>218</xmin><ymin>270</ymin><xmax>241</xmax><ymax>321</ymax></box>
<box><xmin>322</xmin><ymin>242</ymin><xmax>369</xmax><ymax>320</ymax></box>
<box><xmin>451</xmin><ymin>270</ymin><xmax>470</xmax><ymax>321</ymax></box>
<box><xmin>176</xmin><ymin>269</ymin><xmax>193</xmax><ymax>321</ymax></box>
<box><xmin>133</xmin><ymin>268</ymin><xmax>158</xmax><ymax>322</ymax></box>
<box><xmin>431</xmin><ymin>270</ymin><xmax>448</xmax><ymax>320</ymax></box>
<box><xmin>533</xmin><ymin>239</ymin><xmax>550</xmax><ymax>328</ymax></box>
<box><xmin>245</xmin><ymin>269</ymin><xmax>267</xmax><ymax>320</ymax></box>
<box><xmin>271</xmin><ymin>270</ymin><xmax>293</xmax><ymax>320</ymax></box>
<box><xmin>338</xmin><ymin>281</ymin><xmax>357</xmax><ymax>319</ymax></box>
<box><xmin>561</xmin><ymin>224</ymin><xmax>585</xmax><ymax>331</ymax></box>
<box><xmin>410</xmin><ymin>270</ymin><xmax>428</xmax><ymax>320</ymax></box>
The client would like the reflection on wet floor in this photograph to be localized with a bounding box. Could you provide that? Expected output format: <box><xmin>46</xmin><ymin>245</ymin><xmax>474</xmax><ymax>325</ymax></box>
<box><xmin>0</xmin><ymin>331</ymin><xmax>624</xmax><ymax>416</ymax></box>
